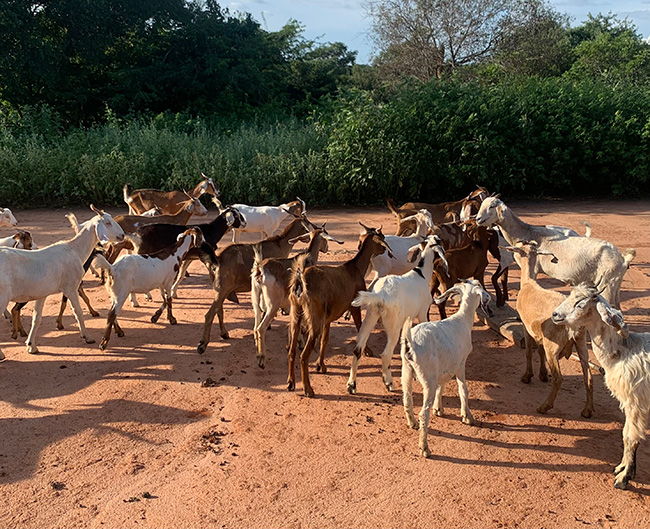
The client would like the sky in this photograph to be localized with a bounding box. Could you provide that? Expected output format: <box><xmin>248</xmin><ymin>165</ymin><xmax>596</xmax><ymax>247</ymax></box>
<box><xmin>225</xmin><ymin>0</ymin><xmax>650</xmax><ymax>64</ymax></box>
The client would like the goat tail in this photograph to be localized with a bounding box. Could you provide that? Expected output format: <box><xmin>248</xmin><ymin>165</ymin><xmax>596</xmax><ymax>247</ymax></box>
<box><xmin>622</xmin><ymin>248</ymin><xmax>636</xmax><ymax>269</ymax></box>
<box><xmin>92</xmin><ymin>253</ymin><xmax>114</xmax><ymax>277</ymax></box>
<box><xmin>251</xmin><ymin>244</ymin><xmax>264</xmax><ymax>284</ymax></box>
<box><xmin>290</xmin><ymin>253</ymin><xmax>310</xmax><ymax>300</ymax></box>
<box><xmin>65</xmin><ymin>212</ymin><xmax>81</xmax><ymax>234</ymax></box>
<box><xmin>579</xmin><ymin>220</ymin><xmax>592</xmax><ymax>237</ymax></box>
<box><xmin>400</xmin><ymin>317</ymin><xmax>415</xmax><ymax>363</ymax></box>
<box><xmin>386</xmin><ymin>198</ymin><xmax>399</xmax><ymax>216</ymax></box>
<box><xmin>351</xmin><ymin>291</ymin><xmax>386</xmax><ymax>313</ymax></box>
<box><xmin>123</xmin><ymin>183</ymin><xmax>133</xmax><ymax>204</ymax></box>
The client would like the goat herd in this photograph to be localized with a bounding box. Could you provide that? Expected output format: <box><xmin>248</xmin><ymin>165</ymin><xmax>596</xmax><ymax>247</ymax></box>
<box><xmin>0</xmin><ymin>174</ymin><xmax>648</xmax><ymax>491</ymax></box>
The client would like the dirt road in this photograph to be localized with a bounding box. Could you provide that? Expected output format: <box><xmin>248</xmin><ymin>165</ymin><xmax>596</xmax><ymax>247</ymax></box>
<box><xmin>0</xmin><ymin>200</ymin><xmax>648</xmax><ymax>528</ymax></box>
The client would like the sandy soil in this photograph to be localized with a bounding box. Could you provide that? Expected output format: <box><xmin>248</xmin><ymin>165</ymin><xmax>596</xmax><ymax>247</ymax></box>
<box><xmin>0</xmin><ymin>200</ymin><xmax>648</xmax><ymax>529</ymax></box>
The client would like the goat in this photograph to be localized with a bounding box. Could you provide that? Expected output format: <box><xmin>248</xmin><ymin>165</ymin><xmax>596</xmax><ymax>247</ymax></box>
<box><xmin>429</xmin><ymin>224</ymin><xmax>493</xmax><ymax>319</ymax></box>
<box><xmin>347</xmin><ymin>235</ymin><xmax>447</xmax><ymax>394</ymax></box>
<box><xmin>197</xmin><ymin>213</ymin><xmax>317</xmax><ymax>353</ymax></box>
<box><xmin>127</xmin><ymin>206</ymin><xmax>246</xmax><ymax>302</ymax></box>
<box><xmin>8</xmin><ymin>218</ymin><xmax>102</xmax><ymax>339</ymax></box>
<box><xmin>93</xmin><ymin>228</ymin><xmax>203</xmax><ymax>351</ymax></box>
<box><xmin>0</xmin><ymin>207</ymin><xmax>18</xmax><ymax>227</ymax></box>
<box><xmin>366</xmin><ymin>210</ymin><xmax>434</xmax><ymax>289</ymax></box>
<box><xmin>475</xmin><ymin>196</ymin><xmax>633</xmax><ymax>308</ymax></box>
<box><xmin>0</xmin><ymin>230</ymin><xmax>33</xmax><ymax>249</ymax></box>
<box><xmin>400</xmin><ymin>280</ymin><xmax>491</xmax><ymax>457</ymax></box>
<box><xmin>251</xmin><ymin>226</ymin><xmax>343</xmax><ymax>369</ymax></box>
<box><xmin>0</xmin><ymin>206</ymin><xmax>125</xmax><ymax>360</ymax></box>
<box><xmin>286</xmin><ymin>224</ymin><xmax>394</xmax><ymax>397</ymax></box>
<box><xmin>552</xmin><ymin>284</ymin><xmax>649</xmax><ymax>489</ymax></box>
<box><xmin>503</xmin><ymin>241</ymin><xmax>594</xmax><ymax>418</ymax></box>
<box><xmin>387</xmin><ymin>187</ymin><xmax>488</xmax><ymax>235</ymax></box>
<box><xmin>123</xmin><ymin>173</ymin><xmax>219</xmax><ymax>215</ymax></box>
<box><xmin>214</xmin><ymin>197</ymin><xmax>306</xmax><ymax>243</ymax></box>
<box><xmin>115</xmin><ymin>194</ymin><xmax>208</xmax><ymax>234</ymax></box>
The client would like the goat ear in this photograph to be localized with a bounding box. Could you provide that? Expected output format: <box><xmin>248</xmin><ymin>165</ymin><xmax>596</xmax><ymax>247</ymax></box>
<box><xmin>434</xmin><ymin>286</ymin><xmax>461</xmax><ymax>305</ymax></box>
<box><xmin>596</xmin><ymin>301</ymin><xmax>629</xmax><ymax>337</ymax></box>
<box><xmin>288</xmin><ymin>234</ymin><xmax>310</xmax><ymax>245</ymax></box>
<box><xmin>407</xmin><ymin>245</ymin><xmax>422</xmax><ymax>263</ymax></box>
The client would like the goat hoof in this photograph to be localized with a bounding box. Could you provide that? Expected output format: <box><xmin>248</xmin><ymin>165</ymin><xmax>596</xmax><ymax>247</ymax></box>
<box><xmin>462</xmin><ymin>416</ymin><xmax>475</xmax><ymax>426</ymax></box>
<box><xmin>11</xmin><ymin>333</ymin><xmax>18</xmax><ymax>340</ymax></box>
<box><xmin>56</xmin><ymin>323</ymin><xmax>64</xmax><ymax>331</ymax></box>
<box><xmin>90</xmin><ymin>311</ymin><xmax>100</xmax><ymax>318</ymax></box>
<box><xmin>536</xmin><ymin>404</ymin><xmax>550</xmax><ymax>414</ymax></box>
<box><xmin>169</xmin><ymin>318</ymin><xmax>177</xmax><ymax>325</ymax></box>
<box><xmin>614</xmin><ymin>476</ymin><xmax>629</xmax><ymax>490</ymax></box>
<box><xmin>197</xmin><ymin>341</ymin><xmax>207</xmax><ymax>355</ymax></box>
<box><xmin>84</xmin><ymin>337</ymin><xmax>95</xmax><ymax>344</ymax></box>
<box><xmin>434</xmin><ymin>409</ymin><xmax>443</xmax><ymax>417</ymax></box>
<box><xmin>220</xmin><ymin>331</ymin><xmax>230</xmax><ymax>340</ymax></box>
<box><xmin>384</xmin><ymin>382</ymin><xmax>394</xmax><ymax>392</ymax></box>
<box><xmin>287</xmin><ymin>381</ymin><xmax>295</xmax><ymax>392</ymax></box>
<box><xmin>363</xmin><ymin>347</ymin><xmax>374</xmax><ymax>357</ymax></box>
<box><xmin>420</xmin><ymin>448</ymin><xmax>431</xmax><ymax>458</ymax></box>
<box><xmin>99</xmin><ymin>341</ymin><xmax>107</xmax><ymax>351</ymax></box>
<box><xmin>347</xmin><ymin>383</ymin><xmax>356</xmax><ymax>395</ymax></box>
<box><xmin>539</xmin><ymin>373</ymin><xmax>549</xmax><ymax>383</ymax></box>
<box><xmin>581</xmin><ymin>408</ymin><xmax>594</xmax><ymax>419</ymax></box>
<box><xmin>520</xmin><ymin>374</ymin><xmax>533</xmax><ymax>384</ymax></box>
<box><xmin>151</xmin><ymin>314</ymin><xmax>160</xmax><ymax>324</ymax></box>
<box><xmin>116</xmin><ymin>330</ymin><xmax>125</xmax><ymax>338</ymax></box>
<box><xmin>27</xmin><ymin>345</ymin><xmax>39</xmax><ymax>354</ymax></box>
<box><xmin>257</xmin><ymin>356</ymin><xmax>265</xmax><ymax>369</ymax></box>
<box><xmin>20</xmin><ymin>330</ymin><xmax>27</xmax><ymax>337</ymax></box>
<box><xmin>303</xmin><ymin>388</ymin><xmax>315</xmax><ymax>398</ymax></box>
<box><xmin>316</xmin><ymin>363</ymin><xmax>327</xmax><ymax>374</ymax></box>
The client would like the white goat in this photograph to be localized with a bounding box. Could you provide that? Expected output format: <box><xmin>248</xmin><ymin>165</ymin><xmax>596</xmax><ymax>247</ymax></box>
<box><xmin>92</xmin><ymin>228</ymin><xmax>203</xmax><ymax>351</ymax></box>
<box><xmin>215</xmin><ymin>197</ymin><xmax>306</xmax><ymax>242</ymax></box>
<box><xmin>347</xmin><ymin>235</ymin><xmax>447</xmax><ymax>394</ymax></box>
<box><xmin>552</xmin><ymin>285</ymin><xmax>650</xmax><ymax>489</ymax></box>
<box><xmin>0</xmin><ymin>207</ymin><xmax>18</xmax><ymax>227</ymax></box>
<box><xmin>366</xmin><ymin>209</ymin><xmax>434</xmax><ymax>289</ymax></box>
<box><xmin>0</xmin><ymin>206</ymin><xmax>125</xmax><ymax>360</ymax></box>
<box><xmin>400</xmin><ymin>280</ymin><xmax>491</xmax><ymax>457</ymax></box>
<box><xmin>475</xmin><ymin>196</ymin><xmax>634</xmax><ymax>307</ymax></box>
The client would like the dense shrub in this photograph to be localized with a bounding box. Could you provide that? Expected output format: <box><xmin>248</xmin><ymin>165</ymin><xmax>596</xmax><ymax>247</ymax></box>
<box><xmin>0</xmin><ymin>78</ymin><xmax>648</xmax><ymax>208</ymax></box>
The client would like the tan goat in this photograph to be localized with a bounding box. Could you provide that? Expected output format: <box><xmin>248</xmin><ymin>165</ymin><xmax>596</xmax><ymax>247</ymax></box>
<box><xmin>505</xmin><ymin>241</ymin><xmax>595</xmax><ymax>418</ymax></box>
<box><xmin>123</xmin><ymin>173</ymin><xmax>218</xmax><ymax>215</ymax></box>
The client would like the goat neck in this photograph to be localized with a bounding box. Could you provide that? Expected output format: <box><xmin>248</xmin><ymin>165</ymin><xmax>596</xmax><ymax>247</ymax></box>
<box><xmin>66</xmin><ymin>216</ymin><xmax>106</xmax><ymax>264</ymax></box>
<box><xmin>518</xmin><ymin>248</ymin><xmax>538</xmax><ymax>284</ymax></box>
<box><xmin>349</xmin><ymin>233</ymin><xmax>385</xmax><ymax>277</ymax></box>
<box><xmin>306</xmin><ymin>230</ymin><xmax>326</xmax><ymax>264</ymax></box>
<box><xmin>453</xmin><ymin>288</ymin><xmax>482</xmax><ymax>324</ymax></box>
<box><xmin>492</xmin><ymin>204</ymin><xmax>532</xmax><ymax>246</ymax></box>
<box><xmin>264</xmin><ymin>218</ymin><xmax>309</xmax><ymax>255</ymax></box>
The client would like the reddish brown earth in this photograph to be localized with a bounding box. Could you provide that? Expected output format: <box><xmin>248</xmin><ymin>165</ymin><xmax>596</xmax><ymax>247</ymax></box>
<box><xmin>0</xmin><ymin>200</ymin><xmax>648</xmax><ymax>529</ymax></box>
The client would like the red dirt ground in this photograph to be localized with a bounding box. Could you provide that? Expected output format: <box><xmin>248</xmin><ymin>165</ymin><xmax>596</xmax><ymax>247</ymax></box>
<box><xmin>0</xmin><ymin>200</ymin><xmax>648</xmax><ymax>529</ymax></box>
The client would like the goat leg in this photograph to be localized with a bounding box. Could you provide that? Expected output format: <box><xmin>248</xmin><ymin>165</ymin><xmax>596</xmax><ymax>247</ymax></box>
<box><xmin>11</xmin><ymin>302</ymin><xmax>28</xmax><ymax>338</ymax></box>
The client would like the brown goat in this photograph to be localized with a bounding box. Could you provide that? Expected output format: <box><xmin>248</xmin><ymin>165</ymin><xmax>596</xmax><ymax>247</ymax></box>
<box><xmin>429</xmin><ymin>224</ymin><xmax>492</xmax><ymax>319</ymax></box>
<box><xmin>123</xmin><ymin>173</ymin><xmax>219</xmax><ymax>215</ymax></box>
<box><xmin>388</xmin><ymin>187</ymin><xmax>489</xmax><ymax>235</ymax></box>
<box><xmin>286</xmin><ymin>224</ymin><xmax>393</xmax><ymax>397</ymax></box>
<box><xmin>197</xmin><ymin>213</ymin><xmax>318</xmax><ymax>353</ymax></box>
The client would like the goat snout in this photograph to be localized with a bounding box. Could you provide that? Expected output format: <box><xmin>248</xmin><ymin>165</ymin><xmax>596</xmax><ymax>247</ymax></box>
<box><xmin>551</xmin><ymin>311</ymin><xmax>564</xmax><ymax>323</ymax></box>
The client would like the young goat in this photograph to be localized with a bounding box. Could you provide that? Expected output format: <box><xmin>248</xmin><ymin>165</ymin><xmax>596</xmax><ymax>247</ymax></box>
<box><xmin>0</xmin><ymin>206</ymin><xmax>125</xmax><ymax>360</ymax></box>
<box><xmin>127</xmin><ymin>206</ymin><xmax>246</xmax><ymax>302</ymax></box>
<box><xmin>0</xmin><ymin>230</ymin><xmax>33</xmax><ymax>249</ymax></box>
<box><xmin>287</xmin><ymin>224</ymin><xmax>394</xmax><ymax>397</ymax></box>
<box><xmin>0</xmin><ymin>207</ymin><xmax>18</xmax><ymax>227</ymax></box>
<box><xmin>197</xmin><ymin>213</ymin><xmax>316</xmax><ymax>353</ymax></box>
<box><xmin>93</xmin><ymin>228</ymin><xmax>203</xmax><ymax>351</ymax></box>
<box><xmin>400</xmin><ymin>280</ymin><xmax>491</xmax><ymax>457</ymax></box>
<box><xmin>366</xmin><ymin>210</ymin><xmax>434</xmax><ymax>289</ymax></box>
<box><xmin>552</xmin><ymin>285</ymin><xmax>649</xmax><ymax>489</ymax></box>
<box><xmin>251</xmin><ymin>227</ymin><xmax>343</xmax><ymax>369</ymax></box>
<box><xmin>123</xmin><ymin>173</ymin><xmax>219</xmax><ymax>215</ymax></box>
<box><xmin>504</xmin><ymin>241</ymin><xmax>595</xmax><ymax>418</ymax></box>
<box><xmin>215</xmin><ymin>197</ymin><xmax>306</xmax><ymax>243</ymax></box>
<box><xmin>347</xmin><ymin>235</ymin><xmax>447</xmax><ymax>394</ymax></box>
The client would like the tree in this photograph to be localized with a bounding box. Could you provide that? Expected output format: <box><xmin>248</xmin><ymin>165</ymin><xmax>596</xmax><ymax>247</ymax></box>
<box><xmin>366</xmin><ymin>0</ymin><xmax>519</xmax><ymax>81</ymax></box>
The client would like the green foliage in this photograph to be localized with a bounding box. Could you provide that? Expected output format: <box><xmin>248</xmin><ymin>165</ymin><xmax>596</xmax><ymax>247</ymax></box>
<box><xmin>1</xmin><ymin>78</ymin><xmax>648</xmax><ymax>208</ymax></box>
